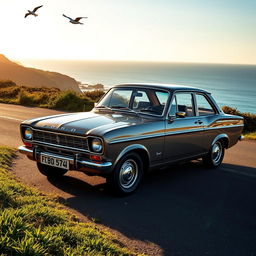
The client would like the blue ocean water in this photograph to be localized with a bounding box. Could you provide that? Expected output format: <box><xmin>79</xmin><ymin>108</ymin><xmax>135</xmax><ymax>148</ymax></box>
<box><xmin>23</xmin><ymin>60</ymin><xmax>256</xmax><ymax>113</ymax></box>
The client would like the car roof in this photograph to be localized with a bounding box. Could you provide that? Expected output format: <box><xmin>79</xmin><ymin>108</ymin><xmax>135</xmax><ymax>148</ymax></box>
<box><xmin>113</xmin><ymin>83</ymin><xmax>210</xmax><ymax>94</ymax></box>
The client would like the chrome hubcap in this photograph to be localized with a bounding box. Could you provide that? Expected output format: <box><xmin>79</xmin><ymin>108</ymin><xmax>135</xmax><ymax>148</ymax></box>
<box><xmin>119</xmin><ymin>159</ymin><xmax>138</xmax><ymax>189</ymax></box>
<box><xmin>211</xmin><ymin>141</ymin><xmax>222</xmax><ymax>165</ymax></box>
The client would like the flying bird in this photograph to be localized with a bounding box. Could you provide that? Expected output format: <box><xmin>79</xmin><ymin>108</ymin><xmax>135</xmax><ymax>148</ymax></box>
<box><xmin>25</xmin><ymin>5</ymin><xmax>43</xmax><ymax>18</ymax></box>
<box><xmin>63</xmin><ymin>14</ymin><xmax>88</xmax><ymax>25</ymax></box>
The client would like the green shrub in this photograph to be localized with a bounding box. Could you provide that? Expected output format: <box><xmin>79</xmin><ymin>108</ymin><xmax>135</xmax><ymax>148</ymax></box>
<box><xmin>51</xmin><ymin>91</ymin><xmax>94</xmax><ymax>112</ymax></box>
<box><xmin>0</xmin><ymin>81</ymin><xmax>98</xmax><ymax>111</ymax></box>
<box><xmin>18</xmin><ymin>90</ymin><xmax>36</xmax><ymax>106</ymax></box>
<box><xmin>0</xmin><ymin>80</ymin><xmax>17</xmax><ymax>88</ymax></box>
<box><xmin>0</xmin><ymin>86</ymin><xmax>20</xmax><ymax>99</ymax></box>
<box><xmin>84</xmin><ymin>90</ymin><xmax>105</xmax><ymax>102</ymax></box>
<box><xmin>222</xmin><ymin>106</ymin><xmax>256</xmax><ymax>132</ymax></box>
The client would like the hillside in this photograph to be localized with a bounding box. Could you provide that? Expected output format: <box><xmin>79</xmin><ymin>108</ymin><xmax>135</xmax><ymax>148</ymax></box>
<box><xmin>0</xmin><ymin>54</ymin><xmax>81</xmax><ymax>92</ymax></box>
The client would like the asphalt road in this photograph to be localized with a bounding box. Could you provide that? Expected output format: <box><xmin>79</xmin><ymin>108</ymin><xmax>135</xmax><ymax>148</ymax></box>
<box><xmin>0</xmin><ymin>103</ymin><xmax>256</xmax><ymax>256</ymax></box>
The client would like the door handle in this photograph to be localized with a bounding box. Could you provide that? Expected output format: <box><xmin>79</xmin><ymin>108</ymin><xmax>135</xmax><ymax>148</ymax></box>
<box><xmin>195</xmin><ymin>120</ymin><xmax>203</xmax><ymax>124</ymax></box>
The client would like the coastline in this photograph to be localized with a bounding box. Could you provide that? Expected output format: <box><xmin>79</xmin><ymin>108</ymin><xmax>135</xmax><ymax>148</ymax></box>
<box><xmin>21</xmin><ymin>59</ymin><xmax>256</xmax><ymax>114</ymax></box>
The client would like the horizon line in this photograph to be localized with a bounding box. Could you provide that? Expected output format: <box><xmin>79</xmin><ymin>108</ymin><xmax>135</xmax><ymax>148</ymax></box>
<box><xmin>21</xmin><ymin>57</ymin><xmax>256</xmax><ymax>67</ymax></box>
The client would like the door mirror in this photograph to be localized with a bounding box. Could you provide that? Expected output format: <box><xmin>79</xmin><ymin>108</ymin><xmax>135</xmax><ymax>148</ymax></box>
<box><xmin>176</xmin><ymin>111</ymin><xmax>186</xmax><ymax>118</ymax></box>
<box><xmin>94</xmin><ymin>102</ymin><xmax>98</xmax><ymax>107</ymax></box>
<box><xmin>168</xmin><ymin>115</ymin><xmax>175</xmax><ymax>123</ymax></box>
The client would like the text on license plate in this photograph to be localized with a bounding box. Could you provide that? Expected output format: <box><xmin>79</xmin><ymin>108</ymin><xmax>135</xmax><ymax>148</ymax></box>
<box><xmin>40</xmin><ymin>154</ymin><xmax>69</xmax><ymax>170</ymax></box>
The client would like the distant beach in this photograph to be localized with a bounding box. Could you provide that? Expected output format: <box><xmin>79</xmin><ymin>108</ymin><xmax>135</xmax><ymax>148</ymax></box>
<box><xmin>23</xmin><ymin>60</ymin><xmax>256</xmax><ymax>113</ymax></box>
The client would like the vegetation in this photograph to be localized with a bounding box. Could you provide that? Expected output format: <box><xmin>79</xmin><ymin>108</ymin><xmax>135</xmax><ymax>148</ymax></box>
<box><xmin>83</xmin><ymin>89</ymin><xmax>105</xmax><ymax>102</ymax></box>
<box><xmin>0</xmin><ymin>80</ymin><xmax>255</xmax><ymax>138</ymax></box>
<box><xmin>244</xmin><ymin>132</ymin><xmax>256</xmax><ymax>140</ymax></box>
<box><xmin>222</xmin><ymin>105</ymin><xmax>256</xmax><ymax>134</ymax></box>
<box><xmin>0</xmin><ymin>146</ymin><xmax>139</xmax><ymax>256</ymax></box>
<box><xmin>0</xmin><ymin>80</ymin><xmax>97</xmax><ymax>112</ymax></box>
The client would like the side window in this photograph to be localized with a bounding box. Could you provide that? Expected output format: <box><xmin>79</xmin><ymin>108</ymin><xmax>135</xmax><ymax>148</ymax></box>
<box><xmin>196</xmin><ymin>94</ymin><xmax>215</xmax><ymax>116</ymax></box>
<box><xmin>174</xmin><ymin>93</ymin><xmax>195</xmax><ymax>117</ymax></box>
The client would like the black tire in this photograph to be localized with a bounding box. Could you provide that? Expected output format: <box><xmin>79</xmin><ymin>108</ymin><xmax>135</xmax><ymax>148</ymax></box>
<box><xmin>106</xmin><ymin>153</ymin><xmax>143</xmax><ymax>195</ymax></box>
<box><xmin>203</xmin><ymin>140</ymin><xmax>225</xmax><ymax>168</ymax></box>
<box><xmin>37</xmin><ymin>162</ymin><xmax>68</xmax><ymax>178</ymax></box>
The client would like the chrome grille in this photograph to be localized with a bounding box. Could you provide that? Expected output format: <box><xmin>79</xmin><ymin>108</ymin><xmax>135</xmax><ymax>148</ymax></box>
<box><xmin>33</xmin><ymin>130</ymin><xmax>88</xmax><ymax>151</ymax></box>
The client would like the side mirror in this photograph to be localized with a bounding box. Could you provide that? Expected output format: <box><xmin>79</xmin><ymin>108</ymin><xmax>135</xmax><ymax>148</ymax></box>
<box><xmin>94</xmin><ymin>102</ymin><xmax>98</xmax><ymax>107</ymax></box>
<box><xmin>176</xmin><ymin>111</ymin><xmax>186</xmax><ymax>118</ymax></box>
<box><xmin>168</xmin><ymin>115</ymin><xmax>175</xmax><ymax>123</ymax></box>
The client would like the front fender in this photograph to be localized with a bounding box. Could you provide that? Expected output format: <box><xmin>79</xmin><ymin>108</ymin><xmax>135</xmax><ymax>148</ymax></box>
<box><xmin>113</xmin><ymin>144</ymin><xmax>150</xmax><ymax>166</ymax></box>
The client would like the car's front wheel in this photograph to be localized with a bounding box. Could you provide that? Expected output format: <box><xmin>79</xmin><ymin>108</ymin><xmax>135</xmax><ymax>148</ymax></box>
<box><xmin>37</xmin><ymin>163</ymin><xmax>68</xmax><ymax>177</ymax></box>
<box><xmin>106</xmin><ymin>153</ymin><xmax>143</xmax><ymax>195</ymax></box>
<box><xmin>203</xmin><ymin>140</ymin><xmax>225</xmax><ymax>168</ymax></box>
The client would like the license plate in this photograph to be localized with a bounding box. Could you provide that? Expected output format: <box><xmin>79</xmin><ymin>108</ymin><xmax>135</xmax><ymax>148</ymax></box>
<box><xmin>40</xmin><ymin>154</ymin><xmax>69</xmax><ymax>170</ymax></box>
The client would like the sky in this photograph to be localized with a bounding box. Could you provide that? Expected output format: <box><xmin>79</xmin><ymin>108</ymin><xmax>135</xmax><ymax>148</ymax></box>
<box><xmin>1</xmin><ymin>0</ymin><xmax>256</xmax><ymax>64</ymax></box>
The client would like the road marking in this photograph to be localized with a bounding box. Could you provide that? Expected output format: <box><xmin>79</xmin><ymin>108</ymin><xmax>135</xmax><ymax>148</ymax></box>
<box><xmin>0</xmin><ymin>115</ymin><xmax>23</xmax><ymax>121</ymax></box>
<box><xmin>221</xmin><ymin>167</ymin><xmax>256</xmax><ymax>179</ymax></box>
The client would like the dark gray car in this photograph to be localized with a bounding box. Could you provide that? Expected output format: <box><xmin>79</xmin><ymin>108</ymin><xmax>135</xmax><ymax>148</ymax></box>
<box><xmin>19</xmin><ymin>83</ymin><xmax>244</xmax><ymax>194</ymax></box>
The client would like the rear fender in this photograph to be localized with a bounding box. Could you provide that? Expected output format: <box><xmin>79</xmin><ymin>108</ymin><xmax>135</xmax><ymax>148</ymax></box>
<box><xmin>212</xmin><ymin>134</ymin><xmax>229</xmax><ymax>148</ymax></box>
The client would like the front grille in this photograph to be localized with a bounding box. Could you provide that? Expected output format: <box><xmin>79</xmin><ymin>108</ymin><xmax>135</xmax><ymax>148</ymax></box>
<box><xmin>33</xmin><ymin>130</ymin><xmax>88</xmax><ymax>151</ymax></box>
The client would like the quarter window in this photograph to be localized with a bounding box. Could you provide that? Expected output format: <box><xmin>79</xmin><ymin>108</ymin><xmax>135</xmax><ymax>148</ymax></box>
<box><xmin>155</xmin><ymin>91</ymin><xmax>169</xmax><ymax>105</ymax></box>
<box><xmin>196</xmin><ymin>94</ymin><xmax>215</xmax><ymax>116</ymax></box>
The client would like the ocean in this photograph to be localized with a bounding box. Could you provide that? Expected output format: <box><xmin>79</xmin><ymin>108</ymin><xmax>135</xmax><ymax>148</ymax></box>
<box><xmin>23</xmin><ymin>60</ymin><xmax>256</xmax><ymax>113</ymax></box>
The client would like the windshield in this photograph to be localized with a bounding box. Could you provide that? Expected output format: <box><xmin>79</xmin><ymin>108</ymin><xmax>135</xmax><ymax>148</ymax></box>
<box><xmin>96</xmin><ymin>88</ymin><xmax>169</xmax><ymax>116</ymax></box>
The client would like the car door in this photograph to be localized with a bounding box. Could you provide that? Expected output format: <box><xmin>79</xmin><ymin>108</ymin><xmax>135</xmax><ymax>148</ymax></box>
<box><xmin>194</xmin><ymin>93</ymin><xmax>220</xmax><ymax>152</ymax></box>
<box><xmin>164</xmin><ymin>92</ymin><xmax>205</xmax><ymax>161</ymax></box>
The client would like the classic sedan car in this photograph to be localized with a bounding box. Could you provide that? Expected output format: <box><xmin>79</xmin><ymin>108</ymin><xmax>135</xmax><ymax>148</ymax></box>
<box><xmin>19</xmin><ymin>83</ymin><xmax>244</xmax><ymax>194</ymax></box>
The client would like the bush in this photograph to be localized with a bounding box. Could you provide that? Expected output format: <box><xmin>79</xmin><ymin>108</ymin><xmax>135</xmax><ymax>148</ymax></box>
<box><xmin>0</xmin><ymin>86</ymin><xmax>20</xmax><ymax>99</ymax></box>
<box><xmin>84</xmin><ymin>90</ymin><xmax>105</xmax><ymax>102</ymax></box>
<box><xmin>222</xmin><ymin>106</ymin><xmax>256</xmax><ymax>132</ymax></box>
<box><xmin>51</xmin><ymin>91</ymin><xmax>94</xmax><ymax>112</ymax></box>
<box><xmin>18</xmin><ymin>90</ymin><xmax>36</xmax><ymax>106</ymax></box>
<box><xmin>0</xmin><ymin>80</ymin><xmax>17</xmax><ymax>88</ymax></box>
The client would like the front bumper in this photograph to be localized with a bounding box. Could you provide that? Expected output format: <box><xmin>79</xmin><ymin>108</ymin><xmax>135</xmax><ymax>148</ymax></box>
<box><xmin>18</xmin><ymin>145</ymin><xmax>113</xmax><ymax>175</ymax></box>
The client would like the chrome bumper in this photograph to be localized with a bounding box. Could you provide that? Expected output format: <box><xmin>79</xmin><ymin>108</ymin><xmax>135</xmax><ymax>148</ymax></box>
<box><xmin>239</xmin><ymin>135</ymin><xmax>244</xmax><ymax>141</ymax></box>
<box><xmin>18</xmin><ymin>145</ymin><xmax>112</xmax><ymax>174</ymax></box>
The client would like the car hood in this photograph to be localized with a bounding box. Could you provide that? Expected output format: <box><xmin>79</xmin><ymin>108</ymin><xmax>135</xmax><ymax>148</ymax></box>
<box><xmin>23</xmin><ymin>111</ymin><xmax>155</xmax><ymax>136</ymax></box>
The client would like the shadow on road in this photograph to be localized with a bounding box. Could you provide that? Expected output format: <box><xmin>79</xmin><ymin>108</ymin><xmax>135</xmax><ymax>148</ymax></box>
<box><xmin>48</xmin><ymin>161</ymin><xmax>256</xmax><ymax>256</ymax></box>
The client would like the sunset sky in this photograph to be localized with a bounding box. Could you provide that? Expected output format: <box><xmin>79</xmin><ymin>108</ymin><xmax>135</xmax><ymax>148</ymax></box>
<box><xmin>1</xmin><ymin>0</ymin><xmax>256</xmax><ymax>64</ymax></box>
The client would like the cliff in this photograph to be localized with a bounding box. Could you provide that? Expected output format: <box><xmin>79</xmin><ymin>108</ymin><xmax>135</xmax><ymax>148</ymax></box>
<box><xmin>0</xmin><ymin>54</ymin><xmax>81</xmax><ymax>93</ymax></box>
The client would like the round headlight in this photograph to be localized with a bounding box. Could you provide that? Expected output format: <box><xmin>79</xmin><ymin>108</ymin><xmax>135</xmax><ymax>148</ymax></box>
<box><xmin>91</xmin><ymin>138</ymin><xmax>102</xmax><ymax>153</ymax></box>
<box><xmin>24</xmin><ymin>128</ymin><xmax>33</xmax><ymax>140</ymax></box>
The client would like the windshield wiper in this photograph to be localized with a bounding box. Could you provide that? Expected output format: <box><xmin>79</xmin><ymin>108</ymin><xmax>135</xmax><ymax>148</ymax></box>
<box><xmin>95</xmin><ymin>105</ymin><xmax>112</xmax><ymax>110</ymax></box>
<box><xmin>110</xmin><ymin>106</ymin><xmax>139</xmax><ymax>115</ymax></box>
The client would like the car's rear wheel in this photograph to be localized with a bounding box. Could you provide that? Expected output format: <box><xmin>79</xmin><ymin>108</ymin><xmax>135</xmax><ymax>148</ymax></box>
<box><xmin>106</xmin><ymin>153</ymin><xmax>143</xmax><ymax>195</ymax></box>
<box><xmin>203</xmin><ymin>140</ymin><xmax>225</xmax><ymax>168</ymax></box>
<box><xmin>37</xmin><ymin>162</ymin><xmax>68</xmax><ymax>177</ymax></box>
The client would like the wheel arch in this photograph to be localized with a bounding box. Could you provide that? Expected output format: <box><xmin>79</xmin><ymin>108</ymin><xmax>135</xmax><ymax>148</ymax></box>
<box><xmin>212</xmin><ymin>134</ymin><xmax>229</xmax><ymax>149</ymax></box>
<box><xmin>114</xmin><ymin>144</ymin><xmax>150</xmax><ymax>172</ymax></box>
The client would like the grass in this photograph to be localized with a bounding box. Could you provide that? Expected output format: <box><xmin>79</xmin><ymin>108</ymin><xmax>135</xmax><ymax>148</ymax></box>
<box><xmin>0</xmin><ymin>146</ymin><xmax>140</xmax><ymax>256</ymax></box>
<box><xmin>244</xmin><ymin>132</ymin><xmax>256</xmax><ymax>140</ymax></box>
